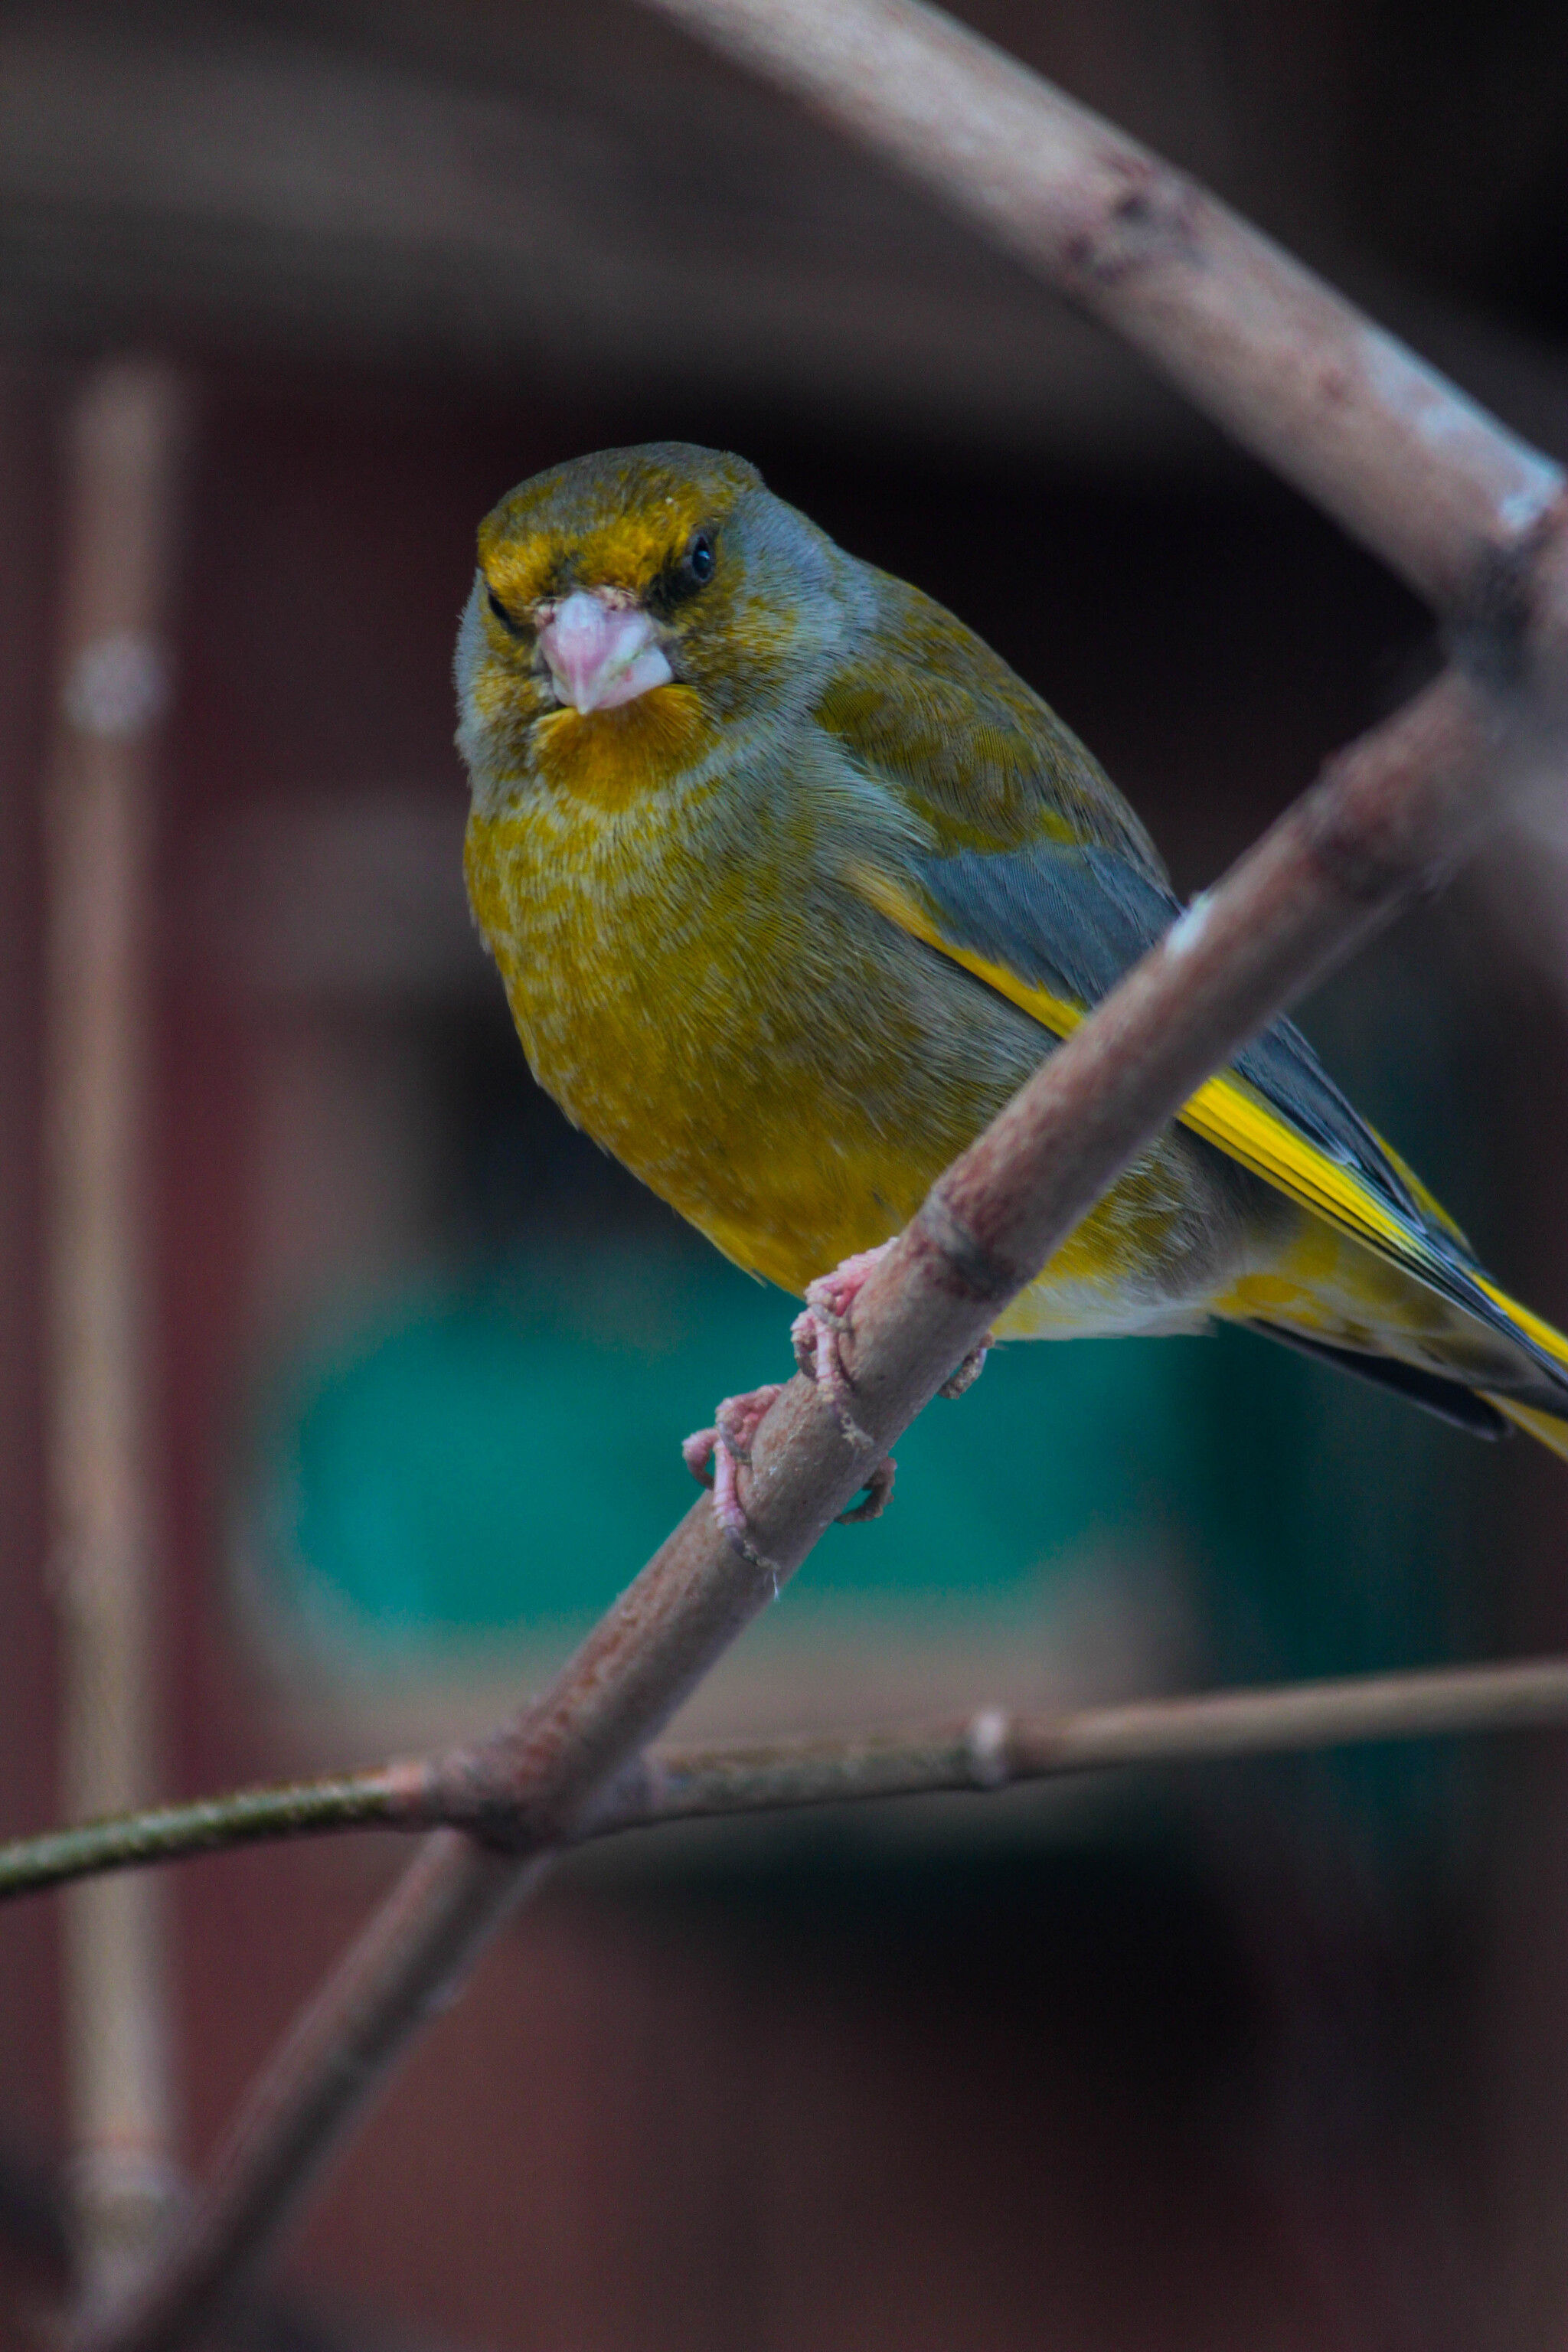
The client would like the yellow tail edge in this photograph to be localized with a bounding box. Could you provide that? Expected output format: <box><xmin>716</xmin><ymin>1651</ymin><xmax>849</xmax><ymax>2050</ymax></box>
<box><xmin>1470</xmin><ymin>1276</ymin><xmax>1568</xmax><ymax>1458</ymax></box>
<box><xmin>1474</xmin><ymin>1272</ymin><xmax>1568</xmax><ymax>1371</ymax></box>
<box><xmin>1482</xmin><ymin>1394</ymin><xmax>1568</xmax><ymax>1461</ymax></box>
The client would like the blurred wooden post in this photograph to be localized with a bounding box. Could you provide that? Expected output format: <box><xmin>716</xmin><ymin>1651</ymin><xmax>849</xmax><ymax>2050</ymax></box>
<box><xmin>44</xmin><ymin>360</ymin><xmax>190</xmax><ymax>2315</ymax></box>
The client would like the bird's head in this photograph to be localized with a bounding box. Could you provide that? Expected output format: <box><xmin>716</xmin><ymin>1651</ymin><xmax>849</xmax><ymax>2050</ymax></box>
<box><xmin>456</xmin><ymin>442</ymin><xmax>848</xmax><ymax>806</ymax></box>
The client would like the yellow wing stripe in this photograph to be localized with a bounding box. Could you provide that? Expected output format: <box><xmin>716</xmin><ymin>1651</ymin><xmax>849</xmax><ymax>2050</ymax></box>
<box><xmin>1473</xmin><ymin>1281</ymin><xmax>1568</xmax><ymax>1373</ymax></box>
<box><xmin>1178</xmin><ymin>1074</ymin><xmax>1416</xmax><ymax>1259</ymax></box>
<box><xmin>850</xmin><ymin>864</ymin><xmax>1087</xmax><ymax>1036</ymax></box>
<box><xmin>1367</xmin><ymin>1129</ymin><xmax>1475</xmax><ymax>1253</ymax></box>
<box><xmin>852</xmin><ymin>865</ymin><xmax>1426</xmax><ymax>1273</ymax></box>
<box><xmin>854</xmin><ymin>864</ymin><xmax>1568</xmax><ymax>1423</ymax></box>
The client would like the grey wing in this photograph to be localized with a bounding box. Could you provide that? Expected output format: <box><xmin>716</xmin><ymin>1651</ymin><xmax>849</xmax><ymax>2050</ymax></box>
<box><xmin>907</xmin><ymin>842</ymin><xmax>1568</xmax><ymax>1421</ymax></box>
<box><xmin>913</xmin><ymin>841</ymin><xmax>1477</xmax><ymax>1264</ymax></box>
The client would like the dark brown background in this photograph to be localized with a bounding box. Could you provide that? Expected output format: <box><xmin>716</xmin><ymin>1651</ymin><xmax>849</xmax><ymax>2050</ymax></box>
<box><xmin>6</xmin><ymin>3</ymin><xmax>1568</xmax><ymax>2344</ymax></box>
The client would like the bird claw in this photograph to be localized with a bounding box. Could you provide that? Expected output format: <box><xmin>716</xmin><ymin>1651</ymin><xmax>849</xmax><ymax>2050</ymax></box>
<box><xmin>838</xmin><ymin>1452</ymin><xmax>897</xmax><ymax>1524</ymax></box>
<box><xmin>790</xmin><ymin>1243</ymin><xmax>893</xmax><ymax>1453</ymax></box>
<box><xmin>786</xmin><ymin>1243</ymin><xmax>903</xmax><ymax>1524</ymax></box>
<box><xmin>939</xmin><ymin>1334</ymin><xmax>993</xmax><ymax>1399</ymax></box>
<box><xmin>688</xmin><ymin>1242</ymin><xmax>979</xmax><ymax>1550</ymax></box>
<box><xmin>682</xmin><ymin>1384</ymin><xmax>786</xmax><ymax>1574</ymax></box>
<box><xmin>686</xmin><ymin>1245</ymin><xmax>907</xmax><ymax>1555</ymax></box>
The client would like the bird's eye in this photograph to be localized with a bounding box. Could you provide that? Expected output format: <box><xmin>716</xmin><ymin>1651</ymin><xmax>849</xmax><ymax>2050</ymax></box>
<box><xmin>650</xmin><ymin>531</ymin><xmax>718</xmax><ymax>615</ymax></box>
<box><xmin>486</xmin><ymin>588</ymin><xmax>524</xmax><ymax>635</ymax></box>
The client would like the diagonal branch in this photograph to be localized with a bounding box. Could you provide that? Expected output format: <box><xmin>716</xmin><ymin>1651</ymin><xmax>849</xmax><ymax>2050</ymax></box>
<box><xmin>4</xmin><ymin>1655</ymin><xmax>1568</xmax><ymax>1903</ymax></box>
<box><xmin>74</xmin><ymin>5</ymin><xmax>1568</xmax><ymax>2348</ymax></box>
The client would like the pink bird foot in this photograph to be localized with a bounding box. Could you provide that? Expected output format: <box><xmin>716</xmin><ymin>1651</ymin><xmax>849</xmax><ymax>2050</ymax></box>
<box><xmin>685</xmin><ymin>1240</ymin><xmax>986</xmax><ymax>1558</ymax></box>
<box><xmin>786</xmin><ymin>1244</ymin><xmax>903</xmax><ymax>1524</ymax></box>
<box><xmin>790</xmin><ymin>1244</ymin><xmax>992</xmax><ymax>1424</ymax></box>
<box><xmin>838</xmin><ymin>1452</ymin><xmax>897</xmax><ymax>1524</ymax></box>
<box><xmin>683</xmin><ymin>1383</ymin><xmax>786</xmax><ymax>1572</ymax></box>
<box><xmin>789</xmin><ymin>1245</ymin><xmax>893</xmax><ymax>1452</ymax></box>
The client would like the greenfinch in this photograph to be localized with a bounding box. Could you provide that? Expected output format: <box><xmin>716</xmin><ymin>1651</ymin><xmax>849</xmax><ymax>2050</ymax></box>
<box><xmin>456</xmin><ymin>440</ymin><xmax>1568</xmax><ymax>1518</ymax></box>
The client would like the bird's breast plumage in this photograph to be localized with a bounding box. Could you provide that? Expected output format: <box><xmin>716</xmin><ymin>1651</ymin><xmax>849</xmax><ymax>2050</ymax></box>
<box><xmin>465</xmin><ymin>739</ymin><xmax>936</xmax><ymax>1289</ymax></box>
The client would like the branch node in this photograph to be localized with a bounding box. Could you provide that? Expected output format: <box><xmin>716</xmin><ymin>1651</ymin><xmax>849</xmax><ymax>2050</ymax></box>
<box><xmin>1446</xmin><ymin>508</ymin><xmax>1568</xmax><ymax>694</ymax></box>
<box><xmin>910</xmin><ymin>1187</ymin><xmax>1021</xmax><ymax>1306</ymax></box>
<box><xmin>1060</xmin><ymin>155</ymin><xmax>1202</xmax><ymax>291</ymax></box>
<box><xmin>422</xmin><ymin>1747</ymin><xmax>549</xmax><ymax>1856</ymax></box>
<box><xmin>965</xmin><ymin>1708</ymin><xmax>1012</xmax><ymax>1788</ymax></box>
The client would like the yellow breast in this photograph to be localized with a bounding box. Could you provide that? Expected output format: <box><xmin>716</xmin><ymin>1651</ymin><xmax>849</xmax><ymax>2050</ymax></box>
<box><xmin>464</xmin><ymin>739</ymin><xmax>941</xmax><ymax>1292</ymax></box>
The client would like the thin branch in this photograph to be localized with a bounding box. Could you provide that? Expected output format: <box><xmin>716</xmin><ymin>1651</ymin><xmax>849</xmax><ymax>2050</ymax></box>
<box><xmin>4</xmin><ymin>1657</ymin><xmax>1568</xmax><ymax>1902</ymax></box>
<box><xmin>0</xmin><ymin>1771</ymin><xmax>417</xmax><ymax>1903</ymax></box>
<box><xmin>0</xmin><ymin>2137</ymin><xmax>467</xmax><ymax>2352</ymax></box>
<box><xmin>609</xmin><ymin>1656</ymin><xmax>1568</xmax><ymax>1823</ymax></box>
<box><xmin>77</xmin><ymin>5</ymin><xmax>1568</xmax><ymax>2347</ymax></box>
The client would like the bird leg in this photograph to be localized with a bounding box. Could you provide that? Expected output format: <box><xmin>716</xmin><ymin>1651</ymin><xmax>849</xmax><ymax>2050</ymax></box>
<box><xmin>684</xmin><ymin>1242</ymin><xmax>907</xmax><ymax>1554</ymax></box>
<box><xmin>682</xmin><ymin>1385</ymin><xmax>786</xmax><ymax>1573</ymax></box>
<box><xmin>685</xmin><ymin>1236</ymin><xmax>978</xmax><ymax>1556</ymax></box>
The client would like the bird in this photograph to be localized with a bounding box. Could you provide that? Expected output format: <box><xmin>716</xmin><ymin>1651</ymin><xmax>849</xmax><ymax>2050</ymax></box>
<box><xmin>456</xmin><ymin>439</ymin><xmax>1568</xmax><ymax>1547</ymax></box>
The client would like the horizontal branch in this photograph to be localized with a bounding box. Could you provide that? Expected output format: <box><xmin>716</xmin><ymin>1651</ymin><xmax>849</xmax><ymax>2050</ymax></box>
<box><xmin>10</xmin><ymin>1655</ymin><xmax>1568</xmax><ymax>1903</ymax></box>
<box><xmin>605</xmin><ymin>1656</ymin><xmax>1568</xmax><ymax>1824</ymax></box>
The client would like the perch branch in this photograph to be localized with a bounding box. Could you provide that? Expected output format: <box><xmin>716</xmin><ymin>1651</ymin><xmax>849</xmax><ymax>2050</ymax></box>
<box><xmin>4</xmin><ymin>1655</ymin><xmax>1568</xmax><ymax>1901</ymax></box>
<box><xmin>77</xmin><ymin>4</ymin><xmax>1568</xmax><ymax>2347</ymax></box>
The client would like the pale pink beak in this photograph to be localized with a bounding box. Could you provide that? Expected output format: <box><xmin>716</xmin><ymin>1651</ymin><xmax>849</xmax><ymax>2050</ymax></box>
<box><xmin>537</xmin><ymin>590</ymin><xmax>673</xmax><ymax>714</ymax></box>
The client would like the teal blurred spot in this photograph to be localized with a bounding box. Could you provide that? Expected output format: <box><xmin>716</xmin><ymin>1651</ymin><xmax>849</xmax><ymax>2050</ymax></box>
<box><xmin>253</xmin><ymin>1214</ymin><xmax>1488</xmax><ymax>1683</ymax></box>
<box><xmin>255</xmin><ymin>1231</ymin><xmax>1208</xmax><ymax>1648</ymax></box>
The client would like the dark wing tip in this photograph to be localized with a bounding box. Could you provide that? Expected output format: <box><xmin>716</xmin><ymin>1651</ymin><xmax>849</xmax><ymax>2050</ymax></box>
<box><xmin>1246</xmin><ymin>1321</ymin><xmax>1511</xmax><ymax>1440</ymax></box>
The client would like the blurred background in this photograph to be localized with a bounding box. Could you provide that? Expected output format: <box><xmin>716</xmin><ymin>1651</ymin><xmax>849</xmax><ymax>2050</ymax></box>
<box><xmin>5</xmin><ymin>1</ymin><xmax>1568</xmax><ymax>2345</ymax></box>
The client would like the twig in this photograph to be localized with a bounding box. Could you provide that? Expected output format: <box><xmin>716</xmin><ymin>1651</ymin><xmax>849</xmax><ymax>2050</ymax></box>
<box><xmin>4</xmin><ymin>1657</ymin><xmax>1568</xmax><ymax>1902</ymax></box>
<box><xmin>76</xmin><ymin>6</ymin><xmax>1568</xmax><ymax>2347</ymax></box>
<box><xmin>0</xmin><ymin>1772</ymin><xmax>418</xmax><ymax>1903</ymax></box>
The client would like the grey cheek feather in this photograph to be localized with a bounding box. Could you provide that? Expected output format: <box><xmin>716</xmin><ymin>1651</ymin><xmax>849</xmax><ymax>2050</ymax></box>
<box><xmin>452</xmin><ymin>576</ymin><xmax>485</xmax><ymax>709</ymax></box>
<box><xmin>452</xmin><ymin>579</ymin><xmax>495</xmax><ymax>791</ymax></box>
